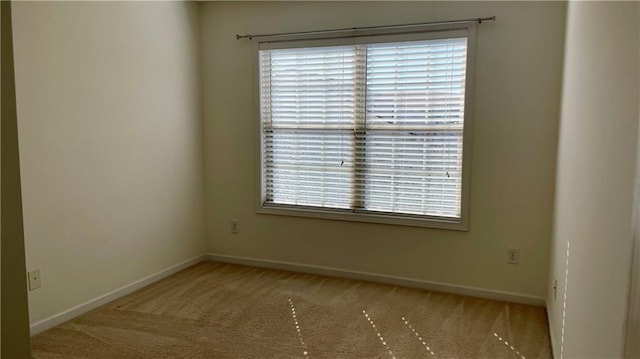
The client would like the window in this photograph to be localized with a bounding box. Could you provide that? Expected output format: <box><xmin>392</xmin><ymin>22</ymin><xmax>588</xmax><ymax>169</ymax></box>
<box><xmin>258</xmin><ymin>25</ymin><xmax>475</xmax><ymax>230</ymax></box>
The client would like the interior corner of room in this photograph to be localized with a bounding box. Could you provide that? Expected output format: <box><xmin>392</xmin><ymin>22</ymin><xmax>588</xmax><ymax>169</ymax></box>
<box><xmin>2</xmin><ymin>1</ymin><xmax>639</xmax><ymax>358</ymax></box>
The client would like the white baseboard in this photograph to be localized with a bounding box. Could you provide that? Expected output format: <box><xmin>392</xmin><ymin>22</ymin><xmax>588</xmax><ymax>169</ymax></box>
<box><xmin>204</xmin><ymin>253</ymin><xmax>546</xmax><ymax>307</ymax></box>
<box><xmin>29</xmin><ymin>255</ymin><xmax>205</xmax><ymax>336</ymax></box>
<box><xmin>30</xmin><ymin>253</ymin><xmax>546</xmax><ymax>337</ymax></box>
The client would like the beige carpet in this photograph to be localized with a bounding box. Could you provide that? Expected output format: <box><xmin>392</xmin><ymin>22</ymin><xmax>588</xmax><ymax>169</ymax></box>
<box><xmin>31</xmin><ymin>262</ymin><xmax>551</xmax><ymax>359</ymax></box>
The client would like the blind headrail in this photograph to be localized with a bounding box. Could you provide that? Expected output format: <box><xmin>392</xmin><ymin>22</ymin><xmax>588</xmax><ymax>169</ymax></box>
<box><xmin>236</xmin><ymin>16</ymin><xmax>495</xmax><ymax>41</ymax></box>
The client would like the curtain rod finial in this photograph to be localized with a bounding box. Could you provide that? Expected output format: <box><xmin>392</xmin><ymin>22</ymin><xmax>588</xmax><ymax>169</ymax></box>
<box><xmin>236</xmin><ymin>34</ymin><xmax>241</xmax><ymax>40</ymax></box>
<box><xmin>479</xmin><ymin>15</ymin><xmax>496</xmax><ymax>24</ymax></box>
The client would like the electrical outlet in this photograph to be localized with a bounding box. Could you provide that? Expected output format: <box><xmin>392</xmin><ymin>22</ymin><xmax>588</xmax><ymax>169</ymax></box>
<box><xmin>507</xmin><ymin>248</ymin><xmax>520</xmax><ymax>264</ymax></box>
<box><xmin>231</xmin><ymin>220</ymin><xmax>239</xmax><ymax>234</ymax></box>
<box><xmin>28</xmin><ymin>269</ymin><xmax>41</xmax><ymax>291</ymax></box>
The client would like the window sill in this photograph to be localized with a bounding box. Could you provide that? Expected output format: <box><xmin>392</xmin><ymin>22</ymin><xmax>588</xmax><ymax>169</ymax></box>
<box><xmin>256</xmin><ymin>203</ymin><xmax>469</xmax><ymax>231</ymax></box>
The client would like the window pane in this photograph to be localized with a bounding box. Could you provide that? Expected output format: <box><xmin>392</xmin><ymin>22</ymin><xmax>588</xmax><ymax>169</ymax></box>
<box><xmin>261</xmin><ymin>45</ymin><xmax>357</xmax><ymax>209</ymax></box>
<box><xmin>263</xmin><ymin>46</ymin><xmax>356</xmax><ymax>130</ymax></box>
<box><xmin>265</xmin><ymin>130</ymin><xmax>354</xmax><ymax>209</ymax></box>
<box><xmin>359</xmin><ymin>130</ymin><xmax>463</xmax><ymax>218</ymax></box>
<box><xmin>362</xmin><ymin>38</ymin><xmax>467</xmax><ymax>218</ymax></box>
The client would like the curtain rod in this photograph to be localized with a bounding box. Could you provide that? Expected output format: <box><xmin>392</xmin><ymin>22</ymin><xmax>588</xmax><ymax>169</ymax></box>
<box><xmin>236</xmin><ymin>16</ymin><xmax>495</xmax><ymax>40</ymax></box>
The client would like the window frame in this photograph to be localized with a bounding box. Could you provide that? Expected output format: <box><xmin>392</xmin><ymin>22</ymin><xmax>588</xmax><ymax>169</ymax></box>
<box><xmin>254</xmin><ymin>22</ymin><xmax>476</xmax><ymax>231</ymax></box>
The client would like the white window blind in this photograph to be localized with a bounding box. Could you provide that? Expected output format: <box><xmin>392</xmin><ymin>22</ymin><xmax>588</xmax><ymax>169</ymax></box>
<box><xmin>260</xmin><ymin>32</ymin><xmax>471</xmax><ymax>226</ymax></box>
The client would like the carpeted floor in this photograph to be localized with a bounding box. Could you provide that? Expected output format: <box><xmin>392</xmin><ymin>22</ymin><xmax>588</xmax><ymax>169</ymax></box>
<box><xmin>31</xmin><ymin>262</ymin><xmax>552</xmax><ymax>359</ymax></box>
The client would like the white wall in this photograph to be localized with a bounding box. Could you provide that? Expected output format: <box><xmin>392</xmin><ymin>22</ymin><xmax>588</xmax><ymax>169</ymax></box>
<box><xmin>201</xmin><ymin>1</ymin><xmax>566</xmax><ymax>300</ymax></box>
<box><xmin>547</xmin><ymin>2</ymin><xmax>640</xmax><ymax>358</ymax></box>
<box><xmin>12</xmin><ymin>1</ymin><xmax>205</xmax><ymax>324</ymax></box>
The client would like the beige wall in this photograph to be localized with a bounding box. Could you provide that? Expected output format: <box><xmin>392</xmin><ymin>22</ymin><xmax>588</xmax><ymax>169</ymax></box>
<box><xmin>12</xmin><ymin>1</ymin><xmax>205</xmax><ymax>324</ymax></box>
<box><xmin>1</xmin><ymin>1</ymin><xmax>32</xmax><ymax>357</ymax></box>
<box><xmin>548</xmin><ymin>2</ymin><xmax>640</xmax><ymax>358</ymax></box>
<box><xmin>626</xmin><ymin>12</ymin><xmax>640</xmax><ymax>354</ymax></box>
<box><xmin>201</xmin><ymin>1</ymin><xmax>566</xmax><ymax>299</ymax></box>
